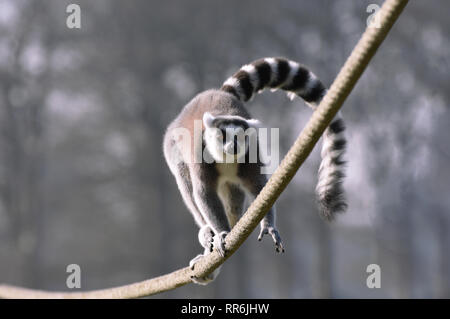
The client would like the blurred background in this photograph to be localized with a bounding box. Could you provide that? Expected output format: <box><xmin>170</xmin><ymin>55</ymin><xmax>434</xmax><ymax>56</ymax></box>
<box><xmin>0</xmin><ymin>0</ymin><xmax>449</xmax><ymax>298</ymax></box>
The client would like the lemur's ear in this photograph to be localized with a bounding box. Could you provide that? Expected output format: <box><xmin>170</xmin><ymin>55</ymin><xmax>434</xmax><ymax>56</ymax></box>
<box><xmin>203</xmin><ymin>112</ymin><xmax>215</xmax><ymax>128</ymax></box>
<box><xmin>247</xmin><ymin>118</ymin><xmax>261</xmax><ymax>128</ymax></box>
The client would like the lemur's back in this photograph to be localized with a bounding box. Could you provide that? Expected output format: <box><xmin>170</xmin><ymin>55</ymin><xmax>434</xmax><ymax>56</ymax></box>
<box><xmin>169</xmin><ymin>89</ymin><xmax>251</xmax><ymax>132</ymax></box>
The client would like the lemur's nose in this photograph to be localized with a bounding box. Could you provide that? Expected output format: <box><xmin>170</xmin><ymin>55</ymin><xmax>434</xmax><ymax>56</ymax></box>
<box><xmin>233</xmin><ymin>136</ymin><xmax>239</xmax><ymax>153</ymax></box>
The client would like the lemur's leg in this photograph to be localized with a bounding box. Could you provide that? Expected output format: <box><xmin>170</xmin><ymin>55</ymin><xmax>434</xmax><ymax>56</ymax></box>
<box><xmin>191</xmin><ymin>164</ymin><xmax>230</xmax><ymax>257</ymax></box>
<box><xmin>189</xmin><ymin>170</ymin><xmax>229</xmax><ymax>285</ymax></box>
<box><xmin>164</xmin><ymin>138</ymin><xmax>207</xmax><ymax>229</ymax></box>
<box><xmin>189</xmin><ymin>183</ymin><xmax>246</xmax><ymax>285</ymax></box>
<box><xmin>190</xmin><ymin>180</ymin><xmax>245</xmax><ymax>285</ymax></box>
<box><xmin>218</xmin><ymin>182</ymin><xmax>246</xmax><ymax>228</ymax></box>
<box><xmin>241</xmin><ymin>166</ymin><xmax>284</xmax><ymax>253</ymax></box>
<box><xmin>172</xmin><ymin>162</ymin><xmax>216</xmax><ymax>252</ymax></box>
<box><xmin>171</xmin><ymin>162</ymin><xmax>207</xmax><ymax>229</ymax></box>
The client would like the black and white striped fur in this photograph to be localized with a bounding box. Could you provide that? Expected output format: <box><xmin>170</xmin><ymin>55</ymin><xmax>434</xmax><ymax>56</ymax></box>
<box><xmin>221</xmin><ymin>57</ymin><xmax>347</xmax><ymax>220</ymax></box>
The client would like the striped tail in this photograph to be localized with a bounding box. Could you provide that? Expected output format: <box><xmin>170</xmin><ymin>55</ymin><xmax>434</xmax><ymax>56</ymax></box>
<box><xmin>315</xmin><ymin>114</ymin><xmax>347</xmax><ymax>220</ymax></box>
<box><xmin>220</xmin><ymin>57</ymin><xmax>347</xmax><ymax>220</ymax></box>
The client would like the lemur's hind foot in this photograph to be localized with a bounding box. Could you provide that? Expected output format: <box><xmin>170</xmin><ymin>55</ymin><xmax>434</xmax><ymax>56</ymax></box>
<box><xmin>189</xmin><ymin>254</ymin><xmax>222</xmax><ymax>285</ymax></box>
<box><xmin>258</xmin><ymin>225</ymin><xmax>284</xmax><ymax>253</ymax></box>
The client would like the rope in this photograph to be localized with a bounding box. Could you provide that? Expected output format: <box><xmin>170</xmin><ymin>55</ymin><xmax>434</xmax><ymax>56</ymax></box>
<box><xmin>0</xmin><ymin>0</ymin><xmax>409</xmax><ymax>299</ymax></box>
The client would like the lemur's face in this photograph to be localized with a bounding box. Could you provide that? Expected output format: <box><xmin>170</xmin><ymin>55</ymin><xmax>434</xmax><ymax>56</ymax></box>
<box><xmin>203</xmin><ymin>112</ymin><xmax>260</xmax><ymax>162</ymax></box>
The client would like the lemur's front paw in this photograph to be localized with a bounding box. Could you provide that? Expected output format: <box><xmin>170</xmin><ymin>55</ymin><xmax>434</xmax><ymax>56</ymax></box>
<box><xmin>258</xmin><ymin>226</ymin><xmax>285</xmax><ymax>253</ymax></box>
<box><xmin>198</xmin><ymin>225</ymin><xmax>215</xmax><ymax>252</ymax></box>
<box><xmin>213</xmin><ymin>231</ymin><xmax>228</xmax><ymax>257</ymax></box>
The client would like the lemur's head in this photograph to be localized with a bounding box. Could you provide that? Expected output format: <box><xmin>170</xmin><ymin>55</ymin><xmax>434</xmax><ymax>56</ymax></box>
<box><xmin>203</xmin><ymin>112</ymin><xmax>260</xmax><ymax>162</ymax></box>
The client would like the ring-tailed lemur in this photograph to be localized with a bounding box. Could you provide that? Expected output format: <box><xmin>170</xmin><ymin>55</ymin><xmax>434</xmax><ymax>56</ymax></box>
<box><xmin>163</xmin><ymin>57</ymin><xmax>347</xmax><ymax>284</ymax></box>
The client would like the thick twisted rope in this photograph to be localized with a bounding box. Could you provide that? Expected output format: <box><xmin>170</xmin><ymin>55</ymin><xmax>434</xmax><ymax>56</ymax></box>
<box><xmin>0</xmin><ymin>0</ymin><xmax>408</xmax><ymax>299</ymax></box>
